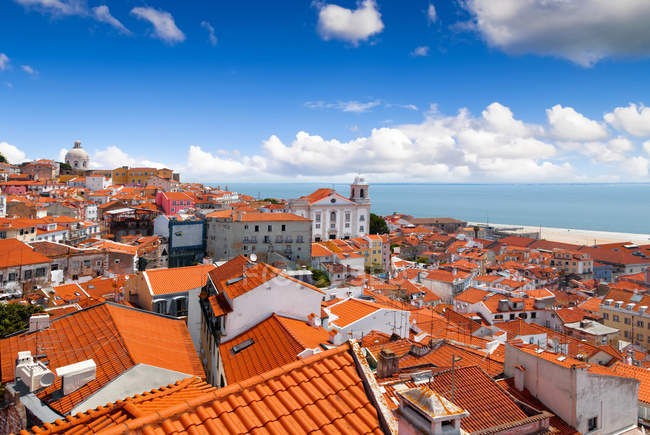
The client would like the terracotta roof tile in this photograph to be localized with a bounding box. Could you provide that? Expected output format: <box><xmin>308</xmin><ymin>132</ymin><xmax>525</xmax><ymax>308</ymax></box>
<box><xmin>144</xmin><ymin>264</ymin><xmax>215</xmax><ymax>295</ymax></box>
<box><xmin>0</xmin><ymin>302</ymin><xmax>203</xmax><ymax>416</ymax></box>
<box><xmin>0</xmin><ymin>239</ymin><xmax>52</xmax><ymax>268</ymax></box>
<box><xmin>26</xmin><ymin>342</ymin><xmax>385</xmax><ymax>435</ymax></box>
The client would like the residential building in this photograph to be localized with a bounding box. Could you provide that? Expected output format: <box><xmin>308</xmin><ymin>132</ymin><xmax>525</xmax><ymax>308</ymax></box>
<box><xmin>403</xmin><ymin>216</ymin><xmax>468</xmax><ymax>233</ymax></box>
<box><xmin>0</xmin><ymin>238</ymin><xmax>52</xmax><ymax>296</ymax></box>
<box><xmin>504</xmin><ymin>344</ymin><xmax>639</xmax><ymax>434</ymax></box>
<box><xmin>111</xmin><ymin>166</ymin><xmax>178</xmax><ymax>186</ymax></box>
<box><xmin>287</xmin><ymin>176</ymin><xmax>371</xmax><ymax>241</ymax></box>
<box><xmin>29</xmin><ymin>241</ymin><xmax>106</xmax><ymax>283</ymax></box>
<box><xmin>550</xmin><ymin>248</ymin><xmax>593</xmax><ymax>277</ymax></box>
<box><xmin>102</xmin><ymin>206</ymin><xmax>159</xmax><ymax>241</ymax></box>
<box><xmin>21</xmin><ymin>159</ymin><xmax>59</xmax><ymax>180</ymax></box>
<box><xmin>125</xmin><ymin>263</ymin><xmax>215</xmax><ymax>351</ymax></box>
<box><xmin>155</xmin><ymin>191</ymin><xmax>195</xmax><ymax>215</ymax></box>
<box><xmin>206</xmin><ymin>210</ymin><xmax>311</xmax><ymax>265</ymax></box>
<box><xmin>421</xmin><ymin>268</ymin><xmax>472</xmax><ymax>302</ymax></box>
<box><xmin>153</xmin><ymin>214</ymin><xmax>205</xmax><ymax>267</ymax></box>
<box><xmin>563</xmin><ymin>319</ymin><xmax>619</xmax><ymax>345</ymax></box>
<box><xmin>600</xmin><ymin>288</ymin><xmax>650</xmax><ymax>350</ymax></box>
<box><xmin>198</xmin><ymin>256</ymin><xmax>324</xmax><ymax>385</ymax></box>
<box><xmin>85</xmin><ymin>174</ymin><xmax>111</xmax><ymax>191</ymax></box>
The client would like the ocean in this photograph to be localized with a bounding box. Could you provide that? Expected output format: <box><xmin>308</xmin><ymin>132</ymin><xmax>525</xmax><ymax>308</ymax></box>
<box><xmin>220</xmin><ymin>183</ymin><xmax>650</xmax><ymax>234</ymax></box>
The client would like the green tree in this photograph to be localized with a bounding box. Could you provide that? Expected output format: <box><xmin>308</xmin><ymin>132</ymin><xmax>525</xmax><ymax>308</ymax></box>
<box><xmin>263</xmin><ymin>198</ymin><xmax>281</xmax><ymax>204</ymax></box>
<box><xmin>0</xmin><ymin>303</ymin><xmax>45</xmax><ymax>338</ymax></box>
<box><xmin>416</xmin><ymin>257</ymin><xmax>429</xmax><ymax>264</ymax></box>
<box><xmin>369</xmin><ymin>213</ymin><xmax>389</xmax><ymax>235</ymax></box>
<box><xmin>0</xmin><ymin>153</ymin><xmax>7</xmax><ymax>164</ymax></box>
<box><xmin>308</xmin><ymin>268</ymin><xmax>330</xmax><ymax>288</ymax></box>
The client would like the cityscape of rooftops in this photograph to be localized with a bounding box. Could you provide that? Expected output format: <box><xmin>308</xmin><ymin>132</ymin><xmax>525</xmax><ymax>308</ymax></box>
<box><xmin>0</xmin><ymin>1</ymin><xmax>649</xmax><ymax>434</ymax></box>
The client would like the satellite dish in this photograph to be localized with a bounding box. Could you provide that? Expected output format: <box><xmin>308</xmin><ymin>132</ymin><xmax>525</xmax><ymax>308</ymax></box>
<box><xmin>250</xmin><ymin>254</ymin><xmax>257</xmax><ymax>262</ymax></box>
<box><xmin>40</xmin><ymin>371</ymin><xmax>55</xmax><ymax>387</ymax></box>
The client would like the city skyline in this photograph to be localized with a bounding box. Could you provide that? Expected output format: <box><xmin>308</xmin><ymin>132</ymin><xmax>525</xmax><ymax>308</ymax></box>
<box><xmin>2</xmin><ymin>0</ymin><xmax>650</xmax><ymax>182</ymax></box>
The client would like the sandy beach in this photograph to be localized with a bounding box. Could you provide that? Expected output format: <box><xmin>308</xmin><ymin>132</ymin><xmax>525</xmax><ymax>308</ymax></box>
<box><xmin>470</xmin><ymin>222</ymin><xmax>650</xmax><ymax>246</ymax></box>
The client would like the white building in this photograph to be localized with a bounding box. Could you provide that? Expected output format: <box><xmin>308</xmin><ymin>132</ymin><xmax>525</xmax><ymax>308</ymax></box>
<box><xmin>288</xmin><ymin>177</ymin><xmax>371</xmax><ymax>242</ymax></box>
<box><xmin>85</xmin><ymin>175</ymin><xmax>111</xmax><ymax>191</ymax></box>
<box><xmin>64</xmin><ymin>140</ymin><xmax>90</xmax><ymax>171</ymax></box>
<box><xmin>504</xmin><ymin>344</ymin><xmax>639</xmax><ymax>434</ymax></box>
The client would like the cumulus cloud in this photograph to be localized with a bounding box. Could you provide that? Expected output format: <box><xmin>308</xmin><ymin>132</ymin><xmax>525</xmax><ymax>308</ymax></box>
<box><xmin>305</xmin><ymin>100</ymin><xmax>381</xmax><ymax>113</ymax></box>
<box><xmin>411</xmin><ymin>46</ymin><xmax>430</xmax><ymax>57</ymax></box>
<box><xmin>21</xmin><ymin>65</ymin><xmax>37</xmax><ymax>75</ymax></box>
<box><xmin>546</xmin><ymin>104</ymin><xmax>608</xmax><ymax>141</ymax></box>
<box><xmin>427</xmin><ymin>4</ymin><xmax>437</xmax><ymax>23</ymax></box>
<box><xmin>316</xmin><ymin>0</ymin><xmax>384</xmax><ymax>45</ymax></box>
<box><xmin>201</xmin><ymin>21</ymin><xmax>217</xmax><ymax>46</ymax></box>
<box><xmin>0</xmin><ymin>142</ymin><xmax>27</xmax><ymax>163</ymax></box>
<box><xmin>462</xmin><ymin>0</ymin><xmax>650</xmax><ymax>66</ymax></box>
<box><xmin>643</xmin><ymin>141</ymin><xmax>650</xmax><ymax>156</ymax></box>
<box><xmin>560</xmin><ymin>137</ymin><xmax>634</xmax><ymax>163</ymax></box>
<box><xmin>621</xmin><ymin>156</ymin><xmax>649</xmax><ymax>177</ymax></box>
<box><xmin>0</xmin><ymin>54</ymin><xmax>9</xmax><ymax>71</ymax></box>
<box><xmin>604</xmin><ymin>103</ymin><xmax>650</xmax><ymax>137</ymax></box>
<box><xmin>92</xmin><ymin>5</ymin><xmax>131</xmax><ymax>34</ymax></box>
<box><xmin>91</xmin><ymin>146</ymin><xmax>166</xmax><ymax>169</ymax></box>
<box><xmin>131</xmin><ymin>7</ymin><xmax>185</xmax><ymax>44</ymax></box>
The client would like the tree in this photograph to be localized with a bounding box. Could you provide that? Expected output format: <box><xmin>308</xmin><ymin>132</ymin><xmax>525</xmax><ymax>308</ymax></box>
<box><xmin>0</xmin><ymin>303</ymin><xmax>45</xmax><ymax>338</ymax></box>
<box><xmin>263</xmin><ymin>198</ymin><xmax>281</xmax><ymax>205</ymax></box>
<box><xmin>369</xmin><ymin>213</ymin><xmax>389</xmax><ymax>235</ymax></box>
<box><xmin>308</xmin><ymin>267</ymin><xmax>330</xmax><ymax>288</ymax></box>
<box><xmin>0</xmin><ymin>153</ymin><xmax>7</xmax><ymax>164</ymax></box>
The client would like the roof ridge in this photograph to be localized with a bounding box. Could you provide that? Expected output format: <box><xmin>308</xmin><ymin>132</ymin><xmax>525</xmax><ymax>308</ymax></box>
<box><xmin>273</xmin><ymin>314</ymin><xmax>314</xmax><ymax>350</ymax></box>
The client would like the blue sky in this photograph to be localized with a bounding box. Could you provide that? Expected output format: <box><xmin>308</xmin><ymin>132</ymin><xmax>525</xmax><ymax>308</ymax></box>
<box><xmin>2</xmin><ymin>0</ymin><xmax>650</xmax><ymax>182</ymax></box>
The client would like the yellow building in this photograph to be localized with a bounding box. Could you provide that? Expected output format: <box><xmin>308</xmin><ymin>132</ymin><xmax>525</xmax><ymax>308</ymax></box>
<box><xmin>600</xmin><ymin>288</ymin><xmax>650</xmax><ymax>350</ymax></box>
<box><xmin>110</xmin><ymin>167</ymin><xmax>176</xmax><ymax>186</ymax></box>
<box><xmin>364</xmin><ymin>234</ymin><xmax>383</xmax><ymax>270</ymax></box>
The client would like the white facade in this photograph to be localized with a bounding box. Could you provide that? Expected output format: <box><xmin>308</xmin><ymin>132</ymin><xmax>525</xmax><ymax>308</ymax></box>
<box><xmin>64</xmin><ymin>140</ymin><xmax>90</xmax><ymax>170</ymax></box>
<box><xmin>504</xmin><ymin>344</ymin><xmax>638</xmax><ymax>434</ymax></box>
<box><xmin>85</xmin><ymin>175</ymin><xmax>111</xmax><ymax>191</ymax></box>
<box><xmin>288</xmin><ymin>177</ymin><xmax>371</xmax><ymax>242</ymax></box>
<box><xmin>220</xmin><ymin>274</ymin><xmax>323</xmax><ymax>341</ymax></box>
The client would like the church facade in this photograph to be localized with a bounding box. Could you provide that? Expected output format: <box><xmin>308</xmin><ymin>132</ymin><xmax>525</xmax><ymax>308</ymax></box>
<box><xmin>288</xmin><ymin>177</ymin><xmax>371</xmax><ymax>241</ymax></box>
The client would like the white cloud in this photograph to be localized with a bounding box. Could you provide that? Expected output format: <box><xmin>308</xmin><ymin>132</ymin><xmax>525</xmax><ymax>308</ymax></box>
<box><xmin>201</xmin><ymin>21</ymin><xmax>217</xmax><ymax>46</ymax></box>
<box><xmin>92</xmin><ymin>5</ymin><xmax>131</xmax><ymax>34</ymax></box>
<box><xmin>0</xmin><ymin>54</ymin><xmax>9</xmax><ymax>70</ymax></box>
<box><xmin>643</xmin><ymin>141</ymin><xmax>650</xmax><ymax>156</ymax></box>
<box><xmin>316</xmin><ymin>0</ymin><xmax>384</xmax><ymax>45</ymax></box>
<box><xmin>21</xmin><ymin>65</ymin><xmax>37</xmax><ymax>75</ymax></box>
<box><xmin>621</xmin><ymin>156</ymin><xmax>649</xmax><ymax>177</ymax></box>
<box><xmin>14</xmin><ymin>0</ymin><xmax>85</xmax><ymax>16</ymax></box>
<box><xmin>604</xmin><ymin>103</ymin><xmax>650</xmax><ymax>137</ymax></box>
<box><xmin>546</xmin><ymin>104</ymin><xmax>608</xmax><ymax>141</ymax></box>
<box><xmin>131</xmin><ymin>7</ymin><xmax>186</xmax><ymax>44</ymax></box>
<box><xmin>0</xmin><ymin>142</ymin><xmax>27</xmax><ymax>163</ymax></box>
<box><xmin>462</xmin><ymin>0</ymin><xmax>650</xmax><ymax>66</ymax></box>
<box><xmin>411</xmin><ymin>46</ymin><xmax>430</xmax><ymax>57</ymax></box>
<box><xmin>305</xmin><ymin>100</ymin><xmax>381</xmax><ymax>113</ymax></box>
<box><xmin>91</xmin><ymin>146</ymin><xmax>166</xmax><ymax>169</ymax></box>
<box><xmin>560</xmin><ymin>137</ymin><xmax>634</xmax><ymax>163</ymax></box>
<box><xmin>427</xmin><ymin>4</ymin><xmax>437</xmax><ymax>23</ymax></box>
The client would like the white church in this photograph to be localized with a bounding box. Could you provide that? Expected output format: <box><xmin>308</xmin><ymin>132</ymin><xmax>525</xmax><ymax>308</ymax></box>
<box><xmin>288</xmin><ymin>177</ymin><xmax>371</xmax><ymax>241</ymax></box>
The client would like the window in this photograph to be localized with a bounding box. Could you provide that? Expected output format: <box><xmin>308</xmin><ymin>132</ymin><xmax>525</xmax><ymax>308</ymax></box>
<box><xmin>625</xmin><ymin>317</ymin><xmax>631</xmax><ymax>325</ymax></box>
<box><xmin>360</xmin><ymin>215</ymin><xmax>365</xmax><ymax>221</ymax></box>
<box><xmin>24</xmin><ymin>270</ymin><xmax>32</xmax><ymax>280</ymax></box>
<box><xmin>613</xmin><ymin>315</ymin><xmax>620</xmax><ymax>322</ymax></box>
<box><xmin>35</xmin><ymin>268</ymin><xmax>46</xmax><ymax>278</ymax></box>
<box><xmin>588</xmin><ymin>417</ymin><xmax>598</xmax><ymax>431</ymax></box>
<box><xmin>83</xmin><ymin>260</ymin><xmax>91</xmax><ymax>268</ymax></box>
<box><xmin>281</xmin><ymin>224</ymin><xmax>286</xmax><ymax>231</ymax></box>
<box><xmin>267</xmin><ymin>225</ymin><xmax>272</xmax><ymax>232</ymax></box>
<box><xmin>603</xmin><ymin>313</ymin><xmax>609</xmax><ymax>320</ymax></box>
<box><xmin>345</xmin><ymin>213</ymin><xmax>351</xmax><ymax>222</ymax></box>
<box><xmin>296</xmin><ymin>235</ymin><xmax>303</xmax><ymax>243</ymax></box>
<box><xmin>8</xmin><ymin>273</ymin><xmax>16</xmax><ymax>282</ymax></box>
<box><xmin>638</xmin><ymin>320</ymin><xmax>644</xmax><ymax>328</ymax></box>
<box><xmin>0</xmin><ymin>231</ymin><xmax>5</xmax><ymax>239</ymax></box>
<box><xmin>254</xmin><ymin>225</ymin><xmax>259</xmax><ymax>232</ymax></box>
<box><xmin>330</xmin><ymin>211</ymin><xmax>336</xmax><ymax>221</ymax></box>
<box><xmin>360</xmin><ymin>225</ymin><xmax>364</xmax><ymax>232</ymax></box>
<box><xmin>244</xmin><ymin>225</ymin><xmax>249</xmax><ymax>229</ymax></box>
<box><xmin>315</xmin><ymin>213</ymin><xmax>321</xmax><ymax>222</ymax></box>
<box><xmin>638</xmin><ymin>333</ymin><xmax>644</xmax><ymax>340</ymax></box>
<box><xmin>624</xmin><ymin>331</ymin><xmax>631</xmax><ymax>338</ymax></box>
<box><xmin>275</xmin><ymin>235</ymin><xmax>283</xmax><ymax>243</ymax></box>
<box><xmin>315</xmin><ymin>224</ymin><xmax>321</xmax><ymax>229</ymax></box>
<box><xmin>531</xmin><ymin>312</ymin><xmax>537</xmax><ymax>319</ymax></box>
<box><xmin>264</xmin><ymin>236</ymin><xmax>270</xmax><ymax>243</ymax></box>
<box><xmin>509</xmin><ymin>314</ymin><xmax>515</xmax><ymax>320</ymax></box>
<box><xmin>114</xmin><ymin>259</ymin><xmax>120</xmax><ymax>264</ymax></box>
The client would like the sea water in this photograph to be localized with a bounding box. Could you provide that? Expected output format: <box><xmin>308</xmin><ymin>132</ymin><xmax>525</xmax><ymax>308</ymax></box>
<box><xmin>219</xmin><ymin>183</ymin><xmax>650</xmax><ymax>234</ymax></box>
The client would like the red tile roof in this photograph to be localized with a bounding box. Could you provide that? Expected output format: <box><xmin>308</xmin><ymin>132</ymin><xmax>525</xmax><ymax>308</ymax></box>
<box><xmin>610</xmin><ymin>361</ymin><xmax>650</xmax><ymax>404</ymax></box>
<box><xmin>219</xmin><ymin>313</ymin><xmax>330</xmax><ymax>384</ymax></box>
<box><xmin>0</xmin><ymin>302</ymin><xmax>203</xmax><ymax>415</ymax></box>
<box><xmin>327</xmin><ymin>298</ymin><xmax>394</xmax><ymax>328</ymax></box>
<box><xmin>144</xmin><ymin>264</ymin><xmax>215</xmax><ymax>295</ymax></box>
<box><xmin>27</xmin><ymin>342</ymin><xmax>386</xmax><ymax>435</ymax></box>
<box><xmin>0</xmin><ymin>238</ymin><xmax>52</xmax><ymax>268</ymax></box>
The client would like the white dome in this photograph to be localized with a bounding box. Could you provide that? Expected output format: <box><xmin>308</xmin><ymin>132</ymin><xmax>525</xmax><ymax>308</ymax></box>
<box><xmin>65</xmin><ymin>140</ymin><xmax>90</xmax><ymax>169</ymax></box>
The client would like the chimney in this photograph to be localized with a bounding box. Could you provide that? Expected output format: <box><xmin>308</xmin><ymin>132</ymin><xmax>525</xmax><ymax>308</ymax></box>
<box><xmin>498</xmin><ymin>299</ymin><xmax>510</xmax><ymax>312</ymax></box>
<box><xmin>397</xmin><ymin>387</ymin><xmax>468</xmax><ymax>435</ymax></box>
<box><xmin>55</xmin><ymin>359</ymin><xmax>97</xmax><ymax>395</ymax></box>
<box><xmin>514</xmin><ymin>365</ymin><xmax>526</xmax><ymax>391</ymax></box>
<box><xmin>29</xmin><ymin>314</ymin><xmax>50</xmax><ymax>332</ymax></box>
<box><xmin>377</xmin><ymin>348</ymin><xmax>399</xmax><ymax>378</ymax></box>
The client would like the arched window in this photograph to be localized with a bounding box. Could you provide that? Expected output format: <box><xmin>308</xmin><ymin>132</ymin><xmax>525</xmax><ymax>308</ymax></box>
<box><xmin>360</xmin><ymin>188</ymin><xmax>364</xmax><ymax>198</ymax></box>
<box><xmin>82</xmin><ymin>161</ymin><xmax>87</xmax><ymax>168</ymax></box>
<box><xmin>330</xmin><ymin>211</ymin><xmax>336</xmax><ymax>221</ymax></box>
<box><xmin>73</xmin><ymin>161</ymin><xmax>78</xmax><ymax>168</ymax></box>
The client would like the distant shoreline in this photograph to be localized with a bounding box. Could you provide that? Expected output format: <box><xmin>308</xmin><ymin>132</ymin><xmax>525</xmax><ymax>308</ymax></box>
<box><xmin>470</xmin><ymin>222</ymin><xmax>650</xmax><ymax>246</ymax></box>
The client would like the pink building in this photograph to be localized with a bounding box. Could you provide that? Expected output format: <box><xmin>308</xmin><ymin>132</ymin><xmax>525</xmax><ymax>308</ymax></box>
<box><xmin>155</xmin><ymin>191</ymin><xmax>194</xmax><ymax>214</ymax></box>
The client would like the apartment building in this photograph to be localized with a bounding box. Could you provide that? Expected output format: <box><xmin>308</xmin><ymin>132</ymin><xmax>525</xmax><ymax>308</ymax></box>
<box><xmin>600</xmin><ymin>288</ymin><xmax>650</xmax><ymax>350</ymax></box>
<box><xmin>550</xmin><ymin>248</ymin><xmax>593</xmax><ymax>277</ymax></box>
<box><xmin>206</xmin><ymin>211</ymin><xmax>311</xmax><ymax>265</ymax></box>
<box><xmin>110</xmin><ymin>166</ymin><xmax>177</xmax><ymax>186</ymax></box>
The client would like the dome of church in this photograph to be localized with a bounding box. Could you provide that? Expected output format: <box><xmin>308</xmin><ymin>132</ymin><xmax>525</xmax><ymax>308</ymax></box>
<box><xmin>65</xmin><ymin>140</ymin><xmax>90</xmax><ymax>170</ymax></box>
